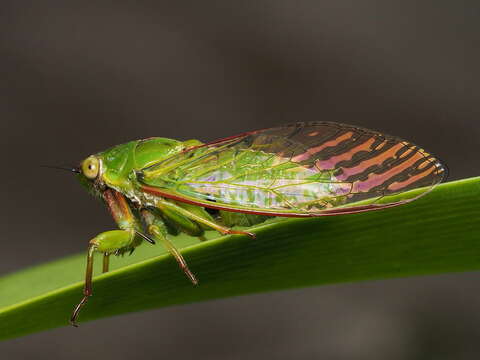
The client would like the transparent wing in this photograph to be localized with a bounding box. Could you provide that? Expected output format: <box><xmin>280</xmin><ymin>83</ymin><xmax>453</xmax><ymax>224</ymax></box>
<box><xmin>138</xmin><ymin>122</ymin><xmax>447</xmax><ymax>217</ymax></box>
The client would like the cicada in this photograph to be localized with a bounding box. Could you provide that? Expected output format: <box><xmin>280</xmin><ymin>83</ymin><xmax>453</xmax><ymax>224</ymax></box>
<box><xmin>66</xmin><ymin>122</ymin><xmax>446</xmax><ymax>325</ymax></box>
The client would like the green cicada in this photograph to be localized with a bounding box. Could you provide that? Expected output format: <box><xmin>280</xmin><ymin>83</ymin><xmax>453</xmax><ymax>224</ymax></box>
<box><xmin>65</xmin><ymin>122</ymin><xmax>446</xmax><ymax>325</ymax></box>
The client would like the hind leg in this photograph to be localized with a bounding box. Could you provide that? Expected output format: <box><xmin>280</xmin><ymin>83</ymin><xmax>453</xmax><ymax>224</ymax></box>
<box><xmin>155</xmin><ymin>199</ymin><xmax>256</xmax><ymax>239</ymax></box>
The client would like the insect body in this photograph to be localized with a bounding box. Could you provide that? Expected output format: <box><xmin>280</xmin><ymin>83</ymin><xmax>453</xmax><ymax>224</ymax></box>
<box><xmin>70</xmin><ymin>122</ymin><xmax>446</xmax><ymax>325</ymax></box>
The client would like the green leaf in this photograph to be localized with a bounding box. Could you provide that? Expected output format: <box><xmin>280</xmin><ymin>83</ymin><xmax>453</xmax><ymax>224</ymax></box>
<box><xmin>1</xmin><ymin>177</ymin><xmax>479</xmax><ymax>340</ymax></box>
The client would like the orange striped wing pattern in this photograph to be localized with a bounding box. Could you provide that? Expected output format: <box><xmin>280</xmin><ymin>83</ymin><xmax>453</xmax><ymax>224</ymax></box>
<box><xmin>139</xmin><ymin>122</ymin><xmax>447</xmax><ymax>217</ymax></box>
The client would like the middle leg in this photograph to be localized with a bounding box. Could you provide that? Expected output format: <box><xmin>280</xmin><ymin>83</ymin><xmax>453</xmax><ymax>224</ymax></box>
<box><xmin>141</xmin><ymin>209</ymin><xmax>198</xmax><ymax>285</ymax></box>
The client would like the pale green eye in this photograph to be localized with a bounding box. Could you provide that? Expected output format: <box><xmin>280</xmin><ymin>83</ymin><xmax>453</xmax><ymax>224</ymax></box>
<box><xmin>81</xmin><ymin>156</ymin><xmax>100</xmax><ymax>179</ymax></box>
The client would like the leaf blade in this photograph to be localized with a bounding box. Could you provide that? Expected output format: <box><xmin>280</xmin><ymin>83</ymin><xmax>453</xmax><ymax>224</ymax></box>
<box><xmin>0</xmin><ymin>177</ymin><xmax>479</xmax><ymax>340</ymax></box>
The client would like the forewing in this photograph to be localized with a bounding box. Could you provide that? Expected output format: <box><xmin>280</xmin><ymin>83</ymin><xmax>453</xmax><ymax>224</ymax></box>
<box><xmin>139</xmin><ymin>122</ymin><xmax>447</xmax><ymax>216</ymax></box>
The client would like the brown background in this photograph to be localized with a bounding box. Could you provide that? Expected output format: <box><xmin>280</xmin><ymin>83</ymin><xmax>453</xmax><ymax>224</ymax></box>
<box><xmin>1</xmin><ymin>1</ymin><xmax>480</xmax><ymax>359</ymax></box>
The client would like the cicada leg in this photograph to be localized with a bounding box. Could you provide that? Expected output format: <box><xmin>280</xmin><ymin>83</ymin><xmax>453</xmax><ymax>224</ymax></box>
<box><xmin>71</xmin><ymin>243</ymin><xmax>95</xmax><ymax>327</ymax></box>
<box><xmin>155</xmin><ymin>199</ymin><xmax>256</xmax><ymax>239</ymax></box>
<box><xmin>71</xmin><ymin>230</ymin><xmax>136</xmax><ymax>326</ymax></box>
<box><xmin>71</xmin><ymin>189</ymin><xmax>154</xmax><ymax>327</ymax></box>
<box><xmin>141</xmin><ymin>209</ymin><xmax>198</xmax><ymax>285</ymax></box>
<box><xmin>103</xmin><ymin>253</ymin><xmax>110</xmax><ymax>273</ymax></box>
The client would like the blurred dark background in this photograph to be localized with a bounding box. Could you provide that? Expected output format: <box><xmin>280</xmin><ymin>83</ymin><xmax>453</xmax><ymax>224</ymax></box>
<box><xmin>1</xmin><ymin>1</ymin><xmax>479</xmax><ymax>359</ymax></box>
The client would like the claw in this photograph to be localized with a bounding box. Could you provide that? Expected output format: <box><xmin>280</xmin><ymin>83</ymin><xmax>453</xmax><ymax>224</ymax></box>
<box><xmin>226</xmin><ymin>229</ymin><xmax>256</xmax><ymax>239</ymax></box>
<box><xmin>186</xmin><ymin>271</ymin><xmax>199</xmax><ymax>286</ymax></box>
<box><xmin>135</xmin><ymin>230</ymin><xmax>156</xmax><ymax>245</ymax></box>
<box><xmin>70</xmin><ymin>295</ymin><xmax>90</xmax><ymax>327</ymax></box>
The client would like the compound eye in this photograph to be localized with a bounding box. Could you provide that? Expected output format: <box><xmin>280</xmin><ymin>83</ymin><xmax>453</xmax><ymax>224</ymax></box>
<box><xmin>81</xmin><ymin>156</ymin><xmax>100</xmax><ymax>179</ymax></box>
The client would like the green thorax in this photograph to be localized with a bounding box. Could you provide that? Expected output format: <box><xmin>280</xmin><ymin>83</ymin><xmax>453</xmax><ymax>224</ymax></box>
<box><xmin>91</xmin><ymin>137</ymin><xmax>202</xmax><ymax>197</ymax></box>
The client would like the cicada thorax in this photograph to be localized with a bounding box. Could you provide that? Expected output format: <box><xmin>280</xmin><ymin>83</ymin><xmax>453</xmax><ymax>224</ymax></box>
<box><xmin>98</xmin><ymin>137</ymin><xmax>188</xmax><ymax>182</ymax></box>
<box><xmin>95</xmin><ymin>137</ymin><xmax>190</xmax><ymax>202</ymax></box>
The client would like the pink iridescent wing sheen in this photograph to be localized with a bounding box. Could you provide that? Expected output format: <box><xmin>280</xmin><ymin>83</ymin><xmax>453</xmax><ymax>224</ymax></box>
<box><xmin>139</xmin><ymin>122</ymin><xmax>447</xmax><ymax>217</ymax></box>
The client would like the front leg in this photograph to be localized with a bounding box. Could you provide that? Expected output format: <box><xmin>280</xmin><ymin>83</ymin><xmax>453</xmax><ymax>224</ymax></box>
<box><xmin>71</xmin><ymin>229</ymin><xmax>135</xmax><ymax>326</ymax></box>
<box><xmin>70</xmin><ymin>189</ymin><xmax>150</xmax><ymax>326</ymax></box>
